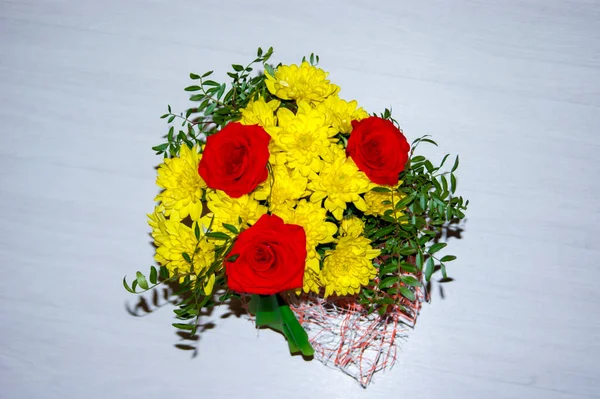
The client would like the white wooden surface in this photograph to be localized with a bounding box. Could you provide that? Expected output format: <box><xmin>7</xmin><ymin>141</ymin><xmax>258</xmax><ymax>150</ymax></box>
<box><xmin>1</xmin><ymin>1</ymin><xmax>599</xmax><ymax>398</ymax></box>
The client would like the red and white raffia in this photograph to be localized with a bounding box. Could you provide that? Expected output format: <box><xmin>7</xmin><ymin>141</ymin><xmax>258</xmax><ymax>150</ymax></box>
<box><xmin>288</xmin><ymin>284</ymin><xmax>426</xmax><ymax>388</ymax></box>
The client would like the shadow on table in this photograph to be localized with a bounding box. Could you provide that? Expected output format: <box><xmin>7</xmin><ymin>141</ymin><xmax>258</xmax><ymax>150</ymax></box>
<box><xmin>428</xmin><ymin>218</ymin><xmax>467</xmax><ymax>301</ymax></box>
<box><xmin>125</xmin><ymin>285</ymin><xmax>248</xmax><ymax>357</ymax></box>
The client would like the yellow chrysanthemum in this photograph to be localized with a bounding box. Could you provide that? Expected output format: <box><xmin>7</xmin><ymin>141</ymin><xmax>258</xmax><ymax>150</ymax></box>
<box><xmin>301</xmin><ymin>257</ymin><xmax>322</xmax><ymax>295</ymax></box>
<box><xmin>276</xmin><ymin>200</ymin><xmax>337</xmax><ymax>257</ymax></box>
<box><xmin>320</xmin><ymin>236</ymin><xmax>380</xmax><ymax>297</ymax></box>
<box><xmin>204</xmin><ymin>190</ymin><xmax>267</xmax><ymax>232</ymax></box>
<box><xmin>155</xmin><ymin>144</ymin><xmax>205</xmax><ymax>221</ymax></box>
<box><xmin>308</xmin><ymin>145</ymin><xmax>373</xmax><ymax>220</ymax></box>
<box><xmin>254</xmin><ymin>164</ymin><xmax>309</xmax><ymax>212</ymax></box>
<box><xmin>266</xmin><ymin>101</ymin><xmax>336</xmax><ymax>177</ymax></box>
<box><xmin>317</xmin><ymin>95</ymin><xmax>369</xmax><ymax>134</ymax></box>
<box><xmin>239</xmin><ymin>98</ymin><xmax>281</xmax><ymax>128</ymax></box>
<box><xmin>148</xmin><ymin>207</ymin><xmax>215</xmax><ymax>282</ymax></box>
<box><xmin>265</xmin><ymin>61</ymin><xmax>340</xmax><ymax>104</ymax></box>
<box><xmin>340</xmin><ymin>216</ymin><xmax>365</xmax><ymax>238</ymax></box>
<box><xmin>364</xmin><ymin>183</ymin><xmax>406</xmax><ymax>217</ymax></box>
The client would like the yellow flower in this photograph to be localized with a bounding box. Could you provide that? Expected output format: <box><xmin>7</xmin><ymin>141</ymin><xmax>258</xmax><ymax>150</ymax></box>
<box><xmin>308</xmin><ymin>145</ymin><xmax>373</xmax><ymax>220</ymax></box>
<box><xmin>204</xmin><ymin>190</ymin><xmax>267</xmax><ymax>232</ymax></box>
<box><xmin>155</xmin><ymin>144</ymin><xmax>205</xmax><ymax>221</ymax></box>
<box><xmin>148</xmin><ymin>207</ymin><xmax>215</xmax><ymax>282</ymax></box>
<box><xmin>239</xmin><ymin>98</ymin><xmax>281</xmax><ymax>128</ymax></box>
<box><xmin>266</xmin><ymin>101</ymin><xmax>336</xmax><ymax>177</ymax></box>
<box><xmin>203</xmin><ymin>273</ymin><xmax>216</xmax><ymax>295</ymax></box>
<box><xmin>254</xmin><ymin>164</ymin><xmax>309</xmax><ymax>211</ymax></box>
<box><xmin>364</xmin><ymin>183</ymin><xmax>406</xmax><ymax>217</ymax></box>
<box><xmin>317</xmin><ymin>95</ymin><xmax>369</xmax><ymax>133</ymax></box>
<box><xmin>320</xmin><ymin>236</ymin><xmax>380</xmax><ymax>297</ymax></box>
<box><xmin>265</xmin><ymin>61</ymin><xmax>340</xmax><ymax>104</ymax></box>
<box><xmin>301</xmin><ymin>257</ymin><xmax>322</xmax><ymax>294</ymax></box>
<box><xmin>276</xmin><ymin>200</ymin><xmax>337</xmax><ymax>257</ymax></box>
<box><xmin>340</xmin><ymin>216</ymin><xmax>365</xmax><ymax>238</ymax></box>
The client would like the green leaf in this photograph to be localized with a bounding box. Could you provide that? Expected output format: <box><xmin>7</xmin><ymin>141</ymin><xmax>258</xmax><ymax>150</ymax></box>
<box><xmin>450</xmin><ymin>173</ymin><xmax>457</xmax><ymax>194</ymax></box>
<box><xmin>428</xmin><ymin>242</ymin><xmax>447</xmax><ymax>255</ymax></box>
<box><xmin>194</xmin><ymin>223</ymin><xmax>201</xmax><ymax>240</ymax></box>
<box><xmin>420</xmin><ymin>138</ymin><xmax>438</xmax><ymax>146</ymax></box>
<box><xmin>159</xmin><ymin>266</ymin><xmax>170</xmax><ymax>279</ymax></box>
<box><xmin>203</xmin><ymin>80</ymin><xmax>220</xmax><ymax>87</ymax></box>
<box><xmin>398</xmin><ymin>247</ymin><xmax>417</xmax><ymax>255</ymax></box>
<box><xmin>451</xmin><ymin>155</ymin><xmax>460</xmax><ymax>172</ymax></box>
<box><xmin>371</xmin><ymin>186</ymin><xmax>391</xmax><ymax>193</ymax></box>
<box><xmin>438</xmin><ymin>153</ymin><xmax>450</xmax><ymax>169</ymax></box>
<box><xmin>379</xmin><ymin>276</ymin><xmax>398</xmax><ymax>289</ymax></box>
<box><xmin>149</xmin><ymin>266</ymin><xmax>158</xmax><ymax>285</ymax></box>
<box><xmin>370</xmin><ymin>225</ymin><xmax>396</xmax><ymax>240</ymax></box>
<box><xmin>152</xmin><ymin>143</ymin><xmax>168</xmax><ymax>152</ymax></box>
<box><xmin>379</xmin><ymin>262</ymin><xmax>398</xmax><ymax>275</ymax></box>
<box><xmin>416</xmin><ymin>251</ymin><xmax>424</xmax><ymax>269</ymax></box>
<box><xmin>264</xmin><ymin>64</ymin><xmax>275</xmax><ymax>77</ymax></box>
<box><xmin>184</xmin><ymin>85</ymin><xmax>201</xmax><ymax>92</ymax></box>
<box><xmin>425</xmin><ymin>160</ymin><xmax>435</xmax><ymax>173</ymax></box>
<box><xmin>398</xmin><ymin>286</ymin><xmax>416</xmax><ymax>301</ymax></box>
<box><xmin>400</xmin><ymin>275</ymin><xmax>421</xmax><ymax>287</ymax></box>
<box><xmin>232</xmin><ymin>64</ymin><xmax>244</xmax><ymax>72</ymax></box>
<box><xmin>172</xmin><ymin>323</ymin><xmax>194</xmax><ymax>330</ymax></box>
<box><xmin>222</xmin><ymin>223</ymin><xmax>239</xmax><ymax>235</ymax></box>
<box><xmin>424</xmin><ymin>257</ymin><xmax>435</xmax><ymax>281</ymax></box>
<box><xmin>190</xmin><ymin>73</ymin><xmax>200</xmax><ymax>80</ymax></box>
<box><xmin>440</xmin><ymin>255</ymin><xmax>457</xmax><ymax>262</ymax></box>
<box><xmin>182</xmin><ymin>252</ymin><xmax>192</xmax><ymax>263</ymax></box>
<box><xmin>136</xmin><ymin>271</ymin><xmax>149</xmax><ymax>290</ymax></box>
<box><xmin>395</xmin><ymin>193</ymin><xmax>416</xmax><ymax>209</ymax></box>
<box><xmin>441</xmin><ymin>175</ymin><xmax>448</xmax><ymax>193</ymax></box>
<box><xmin>122</xmin><ymin>276</ymin><xmax>136</xmax><ymax>293</ymax></box>
<box><xmin>201</xmin><ymin>70</ymin><xmax>213</xmax><ymax>78</ymax></box>
<box><xmin>205</xmin><ymin>103</ymin><xmax>217</xmax><ymax>115</ymax></box>
<box><xmin>440</xmin><ymin>263</ymin><xmax>448</xmax><ymax>279</ymax></box>
<box><xmin>206</xmin><ymin>232</ymin><xmax>230</xmax><ymax>240</ymax></box>
<box><xmin>411</xmin><ymin>155</ymin><xmax>425</xmax><ymax>163</ymax></box>
<box><xmin>400</xmin><ymin>262</ymin><xmax>418</xmax><ymax>273</ymax></box>
<box><xmin>217</xmin><ymin>84</ymin><xmax>226</xmax><ymax>99</ymax></box>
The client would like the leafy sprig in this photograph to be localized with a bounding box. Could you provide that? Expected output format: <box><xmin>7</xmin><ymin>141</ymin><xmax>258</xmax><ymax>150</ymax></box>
<box><xmin>359</xmin><ymin>121</ymin><xmax>468</xmax><ymax>316</ymax></box>
<box><xmin>153</xmin><ymin>47</ymin><xmax>275</xmax><ymax>158</ymax></box>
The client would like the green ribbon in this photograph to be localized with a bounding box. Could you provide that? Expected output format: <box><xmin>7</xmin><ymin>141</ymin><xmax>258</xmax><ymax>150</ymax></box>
<box><xmin>248</xmin><ymin>294</ymin><xmax>314</xmax><ymax>357</ymax></box>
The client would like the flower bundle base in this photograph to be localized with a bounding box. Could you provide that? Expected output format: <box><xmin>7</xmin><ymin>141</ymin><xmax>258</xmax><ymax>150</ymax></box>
<box><xmin>288</xmin><ymin>286</ymin><xmax>425</xmax><ymax>387</ymax></box>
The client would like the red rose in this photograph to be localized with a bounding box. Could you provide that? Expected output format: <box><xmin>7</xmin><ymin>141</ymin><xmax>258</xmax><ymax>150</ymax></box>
<box><xmin>224</xmin><ymin>214</ymin><xmax>307</xmax><ymax>295</ymax></box>
<box><xmin>346</xmin><ymin>116</ymin><xmax>410</xmax><ymax>186</ymax></box>
<box><xmin>198</xmin><ymin>122</ymin><xmax>271</xmax><ymax>198</ymax></box>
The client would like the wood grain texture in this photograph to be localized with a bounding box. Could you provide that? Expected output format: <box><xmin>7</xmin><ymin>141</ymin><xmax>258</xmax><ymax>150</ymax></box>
<box><xmin>1</xmin><ymin>0</ymin><xmax>599</xmax><ymax>398</ymax></box>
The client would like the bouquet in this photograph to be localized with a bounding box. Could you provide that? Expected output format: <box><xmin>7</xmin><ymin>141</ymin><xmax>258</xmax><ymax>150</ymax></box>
<box><xmin>124</xmin><ymin>47</ymin><xmax>468</xmax><ymax>387</ymax></box>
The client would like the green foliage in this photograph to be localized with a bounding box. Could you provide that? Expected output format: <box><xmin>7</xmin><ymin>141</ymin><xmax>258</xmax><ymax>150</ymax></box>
<box><xmin>359</xmin><ymin>128</ymin><xmax>468</xmax><ymax>312</ymax></box>
<box><xmin>123</xmin><ymin>218</ymin><xmax>240</xmax><ymax>337</ymax></box>
<box><xmin>154</xmin><ymin>47</ymin><xmax>275</xmax><ymax>158</ymax></box>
